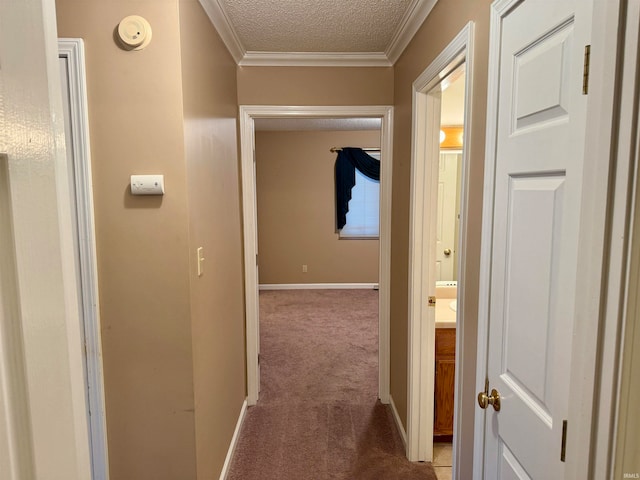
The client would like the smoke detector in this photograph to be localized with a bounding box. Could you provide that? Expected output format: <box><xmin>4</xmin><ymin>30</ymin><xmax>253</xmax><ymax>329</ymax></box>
<box><xmin>117</xmin><ymin>15</ymin><xmax>152</xmax><ymax>50</ymax></box>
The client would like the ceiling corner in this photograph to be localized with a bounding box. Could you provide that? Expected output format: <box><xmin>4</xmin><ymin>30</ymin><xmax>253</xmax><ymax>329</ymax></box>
<box><xmin>386</xmin><ymin>0</ymin><xmax>439</xmax><ymax>64</ymax></box>
<box><xmin>197</xmin><ymin>0</ymin><xmax>245</xmax><ymax>63</ymax></box>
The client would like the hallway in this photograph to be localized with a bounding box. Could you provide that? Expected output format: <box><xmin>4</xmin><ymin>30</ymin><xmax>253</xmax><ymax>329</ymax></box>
<box><xmin>227</xmin><ymin>289</ymin><xmax>437</xmax><ymax>479</ymax></box>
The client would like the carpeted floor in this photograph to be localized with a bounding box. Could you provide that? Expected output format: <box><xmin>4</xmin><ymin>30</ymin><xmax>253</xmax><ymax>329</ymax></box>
<box><xmin>227</xmin><ymin>289</ymin><xmax>436</xmax><ymax>480</ymax></box>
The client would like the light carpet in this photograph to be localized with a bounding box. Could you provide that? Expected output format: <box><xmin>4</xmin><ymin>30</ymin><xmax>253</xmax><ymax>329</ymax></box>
<box><xmin>227</xmin><ymin>289</ymin><xmax>436</xmax><ymax>480</ymax></box>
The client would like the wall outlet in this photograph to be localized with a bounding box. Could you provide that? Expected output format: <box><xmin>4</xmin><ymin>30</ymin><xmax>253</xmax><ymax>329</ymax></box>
<box><xmin>302</xmin><ymin>264</ymin><xmax>308</xmax><ymax>273</ymax></box>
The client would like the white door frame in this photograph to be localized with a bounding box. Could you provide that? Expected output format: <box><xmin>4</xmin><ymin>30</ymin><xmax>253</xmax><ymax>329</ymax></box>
<box><xmin>0</xmin><ymin>0</ymin><xmax>92</xmax><ymax>476</ymax></box>
<box><xmin>239</xmin><ymin>105</ymin><xmax>393</xmax><ymax>406</ymax></box>
<box><xmin>59</xmin><ymin>39</ymin><xmax>109</xmax><ymax>480</ymax></box>
<box><xmin>590</xmin><ymin>1</ymin><xmax>640</xmax><ymax>477</ymax></box>
<box><xmin>473</xmin><ymin>0</ymin><xmax>630</xmax><ymax>478</ymax></box>
<box><xmin>407</xmin><ymin>22</ymin><xmax>474</xmax><ymax>463</ymax></box>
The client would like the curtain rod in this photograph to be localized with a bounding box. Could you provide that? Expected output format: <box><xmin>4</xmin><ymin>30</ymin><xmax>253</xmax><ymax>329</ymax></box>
<box><xmin>330</xmin><ymin>147</ymin><xmax>381</xmax><ymax>153</ymax></box>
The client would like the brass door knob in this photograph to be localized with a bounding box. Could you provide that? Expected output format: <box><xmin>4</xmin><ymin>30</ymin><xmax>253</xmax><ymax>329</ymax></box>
<box><xmin>444</xmin><ymin>248</ymin><xmax>452</xmax><ymax>256</ymax></box>
<box><xmin>477</xmin><ymin>388</ymin><xmax>501</xmax><ymax>411</ymax></box>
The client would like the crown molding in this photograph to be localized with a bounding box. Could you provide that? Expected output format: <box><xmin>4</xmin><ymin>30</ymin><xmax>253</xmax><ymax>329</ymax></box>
<box><xmin>386</xmin><ymin>0</ymin><xmax>438</xmax><ymax>64</ymax></box>
<box><xmin>198</xmin><ymin>0</ymin><xmax>245</xmax><ymax>63</ymax></box>
<box><xmin>238</xmin><ymin>51</ymin><xmax>392</xmax><ymax>67</ymax></box>
<box><xmin>199</xmin><ymin>0</ymin><xmax>437</xmax><ymax>67</ymax></box>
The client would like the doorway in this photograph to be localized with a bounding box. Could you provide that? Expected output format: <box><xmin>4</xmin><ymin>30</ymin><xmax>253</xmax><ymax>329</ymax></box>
<box><xmin>239</xmin><ymin>106</ymin><xmax>393</xmax><ymax>407</ymax></box>
<box><xmin>58</xmin><ymin>39</ymin><xmax>108</xmax><ymax>480</ymax></box>
<box><xmin>407</xmin><ymin>22</ymin><xmax>474</xmax><ymax>473</ymax></box>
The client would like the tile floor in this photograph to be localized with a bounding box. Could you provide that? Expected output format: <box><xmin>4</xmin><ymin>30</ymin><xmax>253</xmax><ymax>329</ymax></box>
<box><xmin>433</xmin><ymin>443</ymin><xmax>453</xmax><ymax>480</ymax></box>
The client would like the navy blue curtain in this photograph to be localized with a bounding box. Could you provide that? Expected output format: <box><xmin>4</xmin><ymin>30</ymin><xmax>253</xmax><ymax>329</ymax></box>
<box><xmin>335</xmin><ymin>147</ymin><xmax>380</xmax><ymax>230</ymax></box>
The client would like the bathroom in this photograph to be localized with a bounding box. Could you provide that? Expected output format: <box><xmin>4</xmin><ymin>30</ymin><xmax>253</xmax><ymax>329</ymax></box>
<box><xmin>431</xmin><ymin>65</ymin><xmax>465</xmax><ymax>479</ymax></box>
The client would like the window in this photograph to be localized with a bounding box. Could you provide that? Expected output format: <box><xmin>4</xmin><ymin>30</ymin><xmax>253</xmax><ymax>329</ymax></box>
<box><xmin>339</xmin><ymin>153</ymin><xmax>380</xmax><ymax>239</ymax></box>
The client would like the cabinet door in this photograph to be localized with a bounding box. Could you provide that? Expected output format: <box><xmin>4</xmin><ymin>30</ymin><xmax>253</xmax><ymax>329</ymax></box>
<box><xmin>434</xmin><ymin>357</ymin><xmax>456</xmax><ymax>436</ymax></box>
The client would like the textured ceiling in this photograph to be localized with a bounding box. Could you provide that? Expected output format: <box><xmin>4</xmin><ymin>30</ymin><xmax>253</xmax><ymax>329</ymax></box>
<box><xmin>220</xmin><ymin>0</ymin><xmax>413</xmax><ymax>52</ymax></box>
<box><xmin>200</xmin><ymin>0</ymin><xmax>438</xmax><ymax>65</ymax></box>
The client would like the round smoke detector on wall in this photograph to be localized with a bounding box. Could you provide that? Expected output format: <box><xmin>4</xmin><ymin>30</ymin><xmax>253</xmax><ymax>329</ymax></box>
<box><xmin>117</xmin><ymin>15</ymin><xmax>152</xmax><ymax>50</ymax></box>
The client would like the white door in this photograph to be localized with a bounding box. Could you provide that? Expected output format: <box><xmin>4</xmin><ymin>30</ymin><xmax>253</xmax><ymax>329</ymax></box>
<box><xmin>436</xmin><ymin>152</ymin><xmax>459</xmax><ymax>281</ymax></box>
<box><xmin>481</xmin><ymin>0</ymin><xmax>592</xmax><ymax>478</ymax></box>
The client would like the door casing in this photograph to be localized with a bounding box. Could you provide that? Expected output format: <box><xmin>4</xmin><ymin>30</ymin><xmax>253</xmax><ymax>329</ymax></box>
<box><xmin>58</xmin><ymin>39</ymin><xmax>109</xmax><ymax>480</ymax></box>
<box><xmin>407</xmin><ymin>21</ymin><xmax>475</xmax><ymax>467</ymax></box>
<box><xmin>239</xmin><ymin>105</ymin><xmax>394</xmax><ymax>406</ymax></box>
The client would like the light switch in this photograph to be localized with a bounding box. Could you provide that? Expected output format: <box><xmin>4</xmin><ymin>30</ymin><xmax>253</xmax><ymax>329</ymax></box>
<box><xmin>130</xmin><ymin>174</ymin><xmax>164</xmax><ymax>195</ymax></box>
<box><xmin>197</xmin><ymin>247</ymin><xmax>204</xmax><ymax>277</ymax></box>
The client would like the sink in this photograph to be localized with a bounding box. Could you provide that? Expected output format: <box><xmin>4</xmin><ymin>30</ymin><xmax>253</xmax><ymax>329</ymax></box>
<box><xmin>449</xmin><ymin>300</ymin><xmax>457</xmax><ymax>312</ymax></box>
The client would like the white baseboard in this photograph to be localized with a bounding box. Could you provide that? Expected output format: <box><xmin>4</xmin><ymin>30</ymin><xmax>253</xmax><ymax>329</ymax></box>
<box><xmin>219</xmin><ymin>398</ymin><xmax>248</xmax><ymax>480</ymax></box>
<box><xmin>259</xmin><ymin>283</ymin><xmax>378</xmax><ymax>290</ymax></box>
<box><xmin>389</xmin><ymin>395</ymin><xmax>407</xmax><ymax>450</ymax></box>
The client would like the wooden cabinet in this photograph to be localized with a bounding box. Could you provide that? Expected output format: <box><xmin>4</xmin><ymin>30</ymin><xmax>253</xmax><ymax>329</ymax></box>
<box><xmin>434</xmin><ymin>328</ymin><xmax>456</xmax><ymax>437</ymax></box>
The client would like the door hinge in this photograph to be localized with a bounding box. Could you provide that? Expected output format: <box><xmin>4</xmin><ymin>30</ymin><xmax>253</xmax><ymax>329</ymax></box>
<box><xmin>258</xmin><ymin>353</ymin><xmax>261</xmax><ymax>364</ymax></box>
<box><xmin>256</xmin><ymin>253</ymin><xmax>258</xmax><ymax>265</ymax></box>
<box><xmin>582</xmin><ymin>45</ymin><xmax>591</xmax><ymax>95</ymax></box>
<box><xmin>428</xmin><ymin>296</ymin><xmax>436</xmax><ymax>307</ymax></box>
<box><xmin>560</xmin><ymin>419</ymin><xmax>568</xmax><ymax>462</ymax></box>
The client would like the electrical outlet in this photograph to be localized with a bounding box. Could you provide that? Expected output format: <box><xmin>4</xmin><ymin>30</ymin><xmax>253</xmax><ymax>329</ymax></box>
<box><xmin>302</xmin><ymin>264</ymin><xmax>308</xmax><ymax>273</ymax></box>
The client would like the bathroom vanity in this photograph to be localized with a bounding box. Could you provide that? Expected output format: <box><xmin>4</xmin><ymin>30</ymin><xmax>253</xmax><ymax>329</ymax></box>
<box><xmin>434</xmin><ymin>327</ymin><xmax>456</xmax><ymax>437</ymax></box>
<box><xmin>434</xmin><ymin>286</ymin><xmax>457</xmax><ymax>437</ymax></box>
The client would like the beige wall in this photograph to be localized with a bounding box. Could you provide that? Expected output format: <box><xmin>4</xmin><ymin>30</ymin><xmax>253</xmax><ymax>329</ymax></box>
<box><xmin>237</xmin><ymin>66</ymin><xmax>394</xmax><ymax>105</ymax></box>
<box><xmin>256</xmin><ymin>130</ymin><xmax>380</xmax><ymax>284</ymax></box>
<box><xmin>391</xmin><ymin>0</ymin><xmax>491</xmax><ymax>477</ymax></box>
<box><xmin>55</xmin><ymin>0</ymin><xmax>493</xmax><ymax>476</ymax></box>
<box><xmin>56</xmin><ymin>0</ymin><xmax>246</xmax><ymax>478</ymax></box>
<box><xmin>55</xmin><ymin>2</ymin><xmax>197</xmax><ymax>478</ymax></box>
<box><xmin>179</xmin><ymin>1</ymin><xmax>247</xmax><ymax>478</ymax></box>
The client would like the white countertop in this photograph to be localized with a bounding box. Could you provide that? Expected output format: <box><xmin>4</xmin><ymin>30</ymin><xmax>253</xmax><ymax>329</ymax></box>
<box><xmin>435</xmin><ymin>286</ymin><xmax>457</xmax><ymax>329</ymax></box>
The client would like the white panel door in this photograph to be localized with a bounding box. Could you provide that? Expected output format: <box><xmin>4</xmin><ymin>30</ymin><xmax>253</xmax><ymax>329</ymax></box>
<box><xmin>436</xmin><ymin>152</ymin><xmax>459</xmax><ymax>281</ymax></box>
<box><xmin>483</xmin><ymin>0</ymin><xmax>592</xmax><ymax>478</ymax></box>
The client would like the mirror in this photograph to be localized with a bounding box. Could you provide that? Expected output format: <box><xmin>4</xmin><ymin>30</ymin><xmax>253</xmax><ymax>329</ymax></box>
<box><xmin>437</xmin><ymin>66</ymin><xmax>465</xmax><ymax>282</ymax></box>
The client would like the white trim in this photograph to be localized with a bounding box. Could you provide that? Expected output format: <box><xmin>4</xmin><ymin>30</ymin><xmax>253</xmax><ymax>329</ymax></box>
<box><xmin>198</xmin><ymin>0</ymin><xmax>437</xmax><ymax>67</ymax></box>
<box><xmin>0</xmin><ymin>156</ymin><xmax>35</xmax><ymax>478</ymax></box>
<box><xmin>58</xmin><ymin>39</ymin><xmax>109</xmax><ymax>480</ymax></box>
<box><xmin>610</xmin><ymin>5</ymin><xmax>640</xmax><ymax>478</ymax></box>
<box><xmin>613</xmin><ymin>98</ymin><xmax>640</xmax><ymax>478</ymax></box>
<box><xmin>1</xmin><ymin>1</ymin><xmax>92</xmax><ymax>475</ymax></box>
<box><xmin>472</xmin><ymin>1</ymin><xmax>508</xmax><ymax>476</ymax></box>
<box><xmin>389</xmin><ymin>395</ymin><xmax>407</xmax><ymax>450</ymax></box>
<box><xmin>240</xmin><ymin>105</ymin><xmax>393</xmax><ymax>406</ymax></box>
<box><xmin>407</xmin><ymin>22</ymin><xmax>474</xmax><ymax>465</ymax></box>
<box><xmin>219</xmin><ymin>399</ymin><xmax>248</xmax><ymax>480</ymax></box>
<box><xmin>239</xmin><ymin>51</ymin><xmax>391</xmax><ymax>67</ymax></box>
<box><xmin>197</xmin><ymin>0</ymin><xmax>245</xmax><ymax>63</ymax></box>
<box><xmin>240</xmin><ymin>109</ymin><xmax>259</xmax><ymax>406</ymax></box>
<box><xmin>587</xmin><ymin>2</ymin><xmax>638</xmax><ymax>478</ymax></box>
<box><xmin>259</xmin><ymin>283</ymin><xmax>378</xmax><ymax>290</ymax></box>
<box><xmin>386</xmin><ymin>0</ymin><xmax>439</xmax><ymax>64</ymax></box>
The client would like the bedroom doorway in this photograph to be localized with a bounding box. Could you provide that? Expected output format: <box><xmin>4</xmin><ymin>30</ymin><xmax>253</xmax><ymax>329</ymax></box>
<box><xmin>238</xmin><ymin>106</ymin><xmax>393</xmax><ymax>407</ymax></box>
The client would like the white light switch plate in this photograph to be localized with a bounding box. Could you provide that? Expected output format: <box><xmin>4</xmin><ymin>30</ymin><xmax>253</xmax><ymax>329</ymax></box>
<box><xmin>197</xmin><ymin>247</ymin><xmax>204</xmax><ymax>276</ymax></box>
<box><xmin>130</xmin><ymin>174</ymin><xmax>164</xmax><ymax>195</ymax></box>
